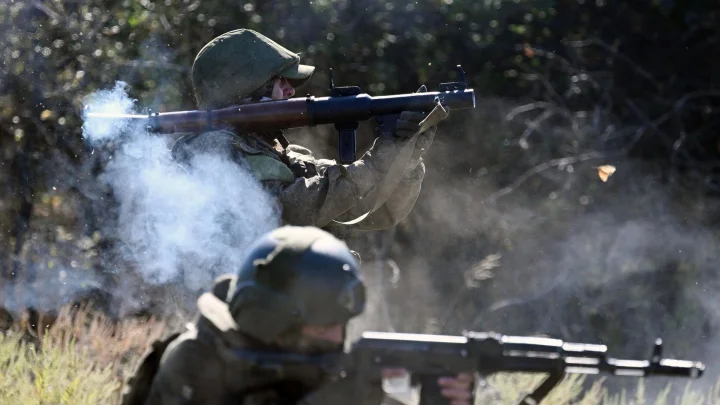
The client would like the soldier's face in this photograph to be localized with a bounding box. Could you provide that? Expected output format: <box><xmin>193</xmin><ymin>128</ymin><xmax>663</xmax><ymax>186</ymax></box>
<box><xmin>301</xmin><ymin>323</ymin><xmax>345</xmax><ymax>345</ymax></box>
<box><xmin>279</xmin><ymin>323</ymin><xmax>344</xmax><ymax>355</ymax></box>
<box><xmin>271</xmin><ymin>77</ymin><xmax>296</xmax><ymax>100</ymax></box>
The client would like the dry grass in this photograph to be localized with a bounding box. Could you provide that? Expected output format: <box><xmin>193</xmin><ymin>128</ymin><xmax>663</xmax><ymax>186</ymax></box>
<box><xmin>476</xmin><ymin>373</ymin><xmax>720</xmax><ymax>405</ymax></box>
<box><xmin>0</xmin><ymin>305</ymin><xmax>168</xmax><ymax>405</ymax></box>
<box><xmin>0</xmin><ymin>304</ymin><xmax>718</xmax><ymax>405</ymax></box>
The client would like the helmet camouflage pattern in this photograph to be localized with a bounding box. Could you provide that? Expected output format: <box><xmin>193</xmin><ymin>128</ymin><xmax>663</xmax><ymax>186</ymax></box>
<box><xmin>225</xmin><ymin>226</ymin><xmax>365</xmax><ymax>345</ymax></box>
<box><xmin>192</xmin><ymin>29</ymin><xmax>315</xmax><ymax>108</ymax></box>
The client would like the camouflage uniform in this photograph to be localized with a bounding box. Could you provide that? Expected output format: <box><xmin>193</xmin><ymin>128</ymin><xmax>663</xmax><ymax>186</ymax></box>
<box><xmin>122</xmin><ymin>226</ymin><xmax>385</xmax><ymax>405</ymax></box>
<box><xmin>139</xmin><ymin>307</ymin><xmax>312</xmax><ymax>405</ymax></box>
<box><xmin>171</xmin><ymin>127</ymin><xmax>431</xmax><ymax>236</ymax></box>
<box><xmin>172</xmin><ymin>29</ymin><xmax>446</xmax><ymax>237</ymax></box>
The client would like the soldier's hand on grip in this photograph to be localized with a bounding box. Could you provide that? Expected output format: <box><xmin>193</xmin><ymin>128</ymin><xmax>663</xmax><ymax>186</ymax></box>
<box><xmin>393</xmin><ymin>86</ymin><xmax>434</xmax><ymax>139</ymax></box>
<box><xmin>393</xmin><ymin>85</ymin><xmax>443</xmax><ymax>167</ymax></box>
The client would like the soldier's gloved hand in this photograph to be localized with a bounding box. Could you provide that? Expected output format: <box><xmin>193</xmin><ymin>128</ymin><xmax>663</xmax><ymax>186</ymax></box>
<box><xmin>393</xmin><ymin>85</ymin><xmax>441</xmax><ymax>169</ymax></box>
<box><xmin>393</xmin><ymin>86</ymin><xmax>435</xmax><ymax>139</ymax></box>
<box><xmin>438</xmin><ymin>373</ymin><xmax>474</xmax><ymax>405</ymax></box>
<box><xmin>383</xmin><ymin>369</ymin><xmax>474</xmax><ymax>405</ymax></box>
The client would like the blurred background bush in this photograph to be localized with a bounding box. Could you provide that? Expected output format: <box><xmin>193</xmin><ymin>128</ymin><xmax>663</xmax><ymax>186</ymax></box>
<box><xmin>2</xmin><ymin>0</ymin><xmax>720</xmax><ymax>396</ymax></box>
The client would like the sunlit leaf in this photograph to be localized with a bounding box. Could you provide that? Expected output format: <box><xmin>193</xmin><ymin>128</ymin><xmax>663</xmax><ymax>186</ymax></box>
<box><xmin>523</xmin><ymin>43</ymin><xmax>534</xmax><ymax>58</ymax></box>
<box><xmin>597</xmin><ymin>165</ymin><xmax>616</xmax><ymax>182</ymax></box>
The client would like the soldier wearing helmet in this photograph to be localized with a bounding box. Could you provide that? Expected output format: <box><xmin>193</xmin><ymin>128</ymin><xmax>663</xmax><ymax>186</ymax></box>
<box><xmin>121</xmin><ymin>226</ymin><xmax>472</xmax><ymax>405</ymax></box>
<box><xmin>171</xmin><ymin>29</ymin><xmax>446</xmax><ymax>237</ymax></box>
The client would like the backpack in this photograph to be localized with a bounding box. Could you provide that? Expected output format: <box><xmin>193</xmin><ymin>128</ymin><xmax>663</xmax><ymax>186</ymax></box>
<box><xmin>119</xmin><ymin>331</ymin><xmax>183</xmax><ymax>405</ymax></box>
<box><xmin>120</xmin><ymin>276</ymin><xmax>236</xmax><ymax>405</ymax></box>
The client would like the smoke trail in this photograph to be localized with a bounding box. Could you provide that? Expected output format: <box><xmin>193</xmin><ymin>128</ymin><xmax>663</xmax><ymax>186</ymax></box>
<box><xmin>0</xmin><ymin>264</ymin><xmax>105</xmax><ymax>313</ymax></box>
<box><xmin>81</xmin><ymin>82</ymin><xmax>280</xmax><ymax>304</ymax></box>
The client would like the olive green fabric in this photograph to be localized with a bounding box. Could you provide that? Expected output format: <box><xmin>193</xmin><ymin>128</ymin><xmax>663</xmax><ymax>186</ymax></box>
<box><xmin>197</xmin><ymin>226</ymin><xmax>364</xmax><ymax>346</ymax></box>
<box><xmin>171</xmin><ymin>128</ymin><xmax>430</xmax><ymax>238</ymax></box>
<box><xmin>141</xmin><ymin>323</ymin><xmax>239</xmax><ymax>405</ymax></box>
<box><xmin>331</xmin><ymin>95</ymin><xmax>447</xmax><ymax>225</ymax></box>
<box><xmin>138</xmin><ymin>317</ymin><xmax>384</xmax><ymax>405</ymax></box>
<box><xmin>120</xmin><ymin>275</ymin><xmax>238</xmax><ymax>405</ymax></box>
<box><xmin>170</xmin><ymin>129</ymin><xmax>295</xmax><ymax>183</ymax></box>
<box><xmin>140</xmin><ymin>292</ymin><xmax>380</xmax><ymax>405</ymax></box>
<box><xmin>192</xmin><ymin>29</ymin><xmax>315</xmax><ymax>108</ymax></box>
<box><xmin>224</xmin><ymin>226</ymin><xmax>364</xmax><ymax>345</ymax></box>
<box><xmin>245</xmin><ymin>155</ymin><xmax>296</xmax><ymax>182</ymax></box>
<box><xmin>139</xmin><ymin>291</ymin><xmax>298</xmax><ymax>405</ymax></box>
<box><xmin>120</xmin><ymin>331</ymin><xmax>183</xmax><ymax>405</ymax></box>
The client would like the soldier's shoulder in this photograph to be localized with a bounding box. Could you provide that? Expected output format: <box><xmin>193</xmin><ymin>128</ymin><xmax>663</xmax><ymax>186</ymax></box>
<box><xmin>162</xmin><ymin>326</ymin><xmax>199</xmax><ymax>356</ymax></box>
<box><xmin>160</xmin><ymin>327</ymin><xmax>222</xmax><ymax>370</ymax></box>
<box><xmin>152</xmin><ymin>327</ymin><xmax>227</xmax><ymax>398</ymax></box>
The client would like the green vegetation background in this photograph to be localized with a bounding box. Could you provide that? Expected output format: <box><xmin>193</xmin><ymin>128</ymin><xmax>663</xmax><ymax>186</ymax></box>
<box><xmin>1</xmin><ymin>0</ymin><xmax>720</xmax><ymax>402</ymax></box>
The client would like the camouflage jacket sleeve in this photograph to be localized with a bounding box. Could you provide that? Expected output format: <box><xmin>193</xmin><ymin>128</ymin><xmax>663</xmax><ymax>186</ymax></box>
<box><xmin>267</xmin><ymin>135</ymin><xmax>425</xmax><ymax>231</ymax></box>
<box><xmin>329</xmin><ymin>160</ymin><xmax>425</xmax><ymax>232</ymax></box>
<box><xmin>144</xmin><ymin>334</ymin><xmax>229</xmax><ymax>405</ymax></box>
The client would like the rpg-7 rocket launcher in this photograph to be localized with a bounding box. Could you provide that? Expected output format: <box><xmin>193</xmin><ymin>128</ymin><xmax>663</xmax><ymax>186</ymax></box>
<box><xmin>233</xmin><ymin>331</ymin><xmax>705</xmax><ymax>405</ymax></box>
<box><xmin>84</xmin><ymin>65</ymin><xmax>476</xmax><ymax>163</ymax></box>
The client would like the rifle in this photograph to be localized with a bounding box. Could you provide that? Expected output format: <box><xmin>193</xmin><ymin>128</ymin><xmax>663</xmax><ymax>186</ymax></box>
<box><xmin>84</xmin><ymin>66</ymin><xmax>476</xmax><ymax>164</ymax></box>
<box><xmin>234</xmin><ymin>330</ymin><xmax>705</xmax><ymax>405</ymax></box>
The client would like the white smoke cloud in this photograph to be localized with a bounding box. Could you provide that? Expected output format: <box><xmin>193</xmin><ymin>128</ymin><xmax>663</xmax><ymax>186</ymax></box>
<box><xmin>81</xmin><ymin>82</ymin><xmax>280</xmax><ymax>298</ymax></box>
<box><xmin>0</xmin><ymin>264</ymin><xmax>105</xmax><ymax>313</ymax></box>
<box><xmin>82</xmin><ymin>81</ymin><xmax>138</xmax><ymax>144</ymax></box>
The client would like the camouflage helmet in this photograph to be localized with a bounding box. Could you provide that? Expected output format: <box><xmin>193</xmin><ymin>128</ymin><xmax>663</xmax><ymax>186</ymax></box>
<box><xmin>192</xmin><ymin>29</ymin><xmax>315</xmax><ymax>109</ymax></box>
<box><xmin>225</xmin><ymin>226</ymin><xmax>365</xmax><ymax>345</ymax></box>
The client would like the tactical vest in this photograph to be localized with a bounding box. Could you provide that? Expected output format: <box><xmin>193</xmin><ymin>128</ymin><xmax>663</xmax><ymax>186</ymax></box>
<box><xmin>170</xmin><ymin>130</ymin><xmax>322</xmax><ymax>184</ymax></box>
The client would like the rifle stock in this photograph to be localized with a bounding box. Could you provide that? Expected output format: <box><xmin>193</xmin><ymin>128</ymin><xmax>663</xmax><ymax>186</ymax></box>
<box><xmin>234</xmin><ymin>330</ymin><xmax>705</xmax><ymax>405</ymax></box>
<box><xmin>84</xmin><ymin>65</ymin><xmax>476</xmax><ymax>163</ymax></box>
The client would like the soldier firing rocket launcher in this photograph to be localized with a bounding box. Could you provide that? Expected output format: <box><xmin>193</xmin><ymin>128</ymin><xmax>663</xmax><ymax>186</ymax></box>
<box><xmin>232</xmin><ymin>330</ymin><xmax>705</xmax><ymax>405</ymax></box>
<box><xmin>84</xmin><ymin>65</ymin><xmax>476</xmax><ymax>164</ymax></box>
